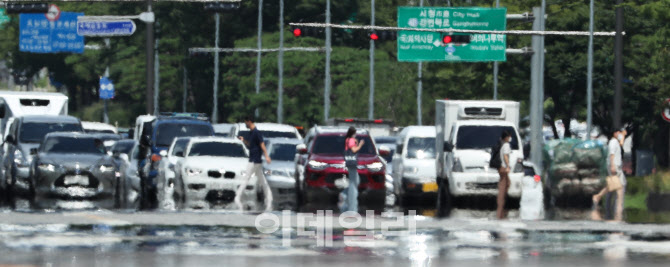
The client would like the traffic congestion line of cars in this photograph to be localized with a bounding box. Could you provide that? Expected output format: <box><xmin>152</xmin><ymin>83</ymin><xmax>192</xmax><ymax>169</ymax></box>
<box><xmin>0</xmin><ymin>90</ymin><xmax>544</xmax><ymax>218</ymax></box>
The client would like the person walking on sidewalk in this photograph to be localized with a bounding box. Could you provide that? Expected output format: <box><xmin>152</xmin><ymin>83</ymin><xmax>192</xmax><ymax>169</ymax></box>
<box><xmin>591</xmin><ymin>128</ymin><xmax>627</xmax><ymax>221</ymax></box>
<box><xmin>497</xmin><ymin>131</ymin><xmax>513</xmax><ymax>219</ymax></box>
<box><xmin>235</xmin><ymin>117</ymin><xmax>273</xmax><ymax>212</ymax></box>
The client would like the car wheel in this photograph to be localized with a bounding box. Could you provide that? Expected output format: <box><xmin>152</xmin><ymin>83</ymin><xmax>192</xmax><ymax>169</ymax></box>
<box><xmin>436</xmin><ymin>178</ymin><xmax>453</xmax><ymax>218</ymax></box>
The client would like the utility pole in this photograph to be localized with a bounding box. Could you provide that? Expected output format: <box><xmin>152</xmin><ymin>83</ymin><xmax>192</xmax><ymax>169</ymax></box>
<box><xmin>530</xmin><ymin>6</ymin><xmax>545</xmax><ymax>174</ymax></box>
<box><xmin>277</xmin><ymin>0</ymin><xmax>284</xmax><ymax>123</ymax></box>
<box><xmin>324</xmin><ymin>0</ymin><xmax>331</xmax><ymax>122</ymax></box>
<box><xmin>417</xmin><ymin>0</ymin><xmax>424</xmax><ymax>125</ymax></box>
<box><xmin>613</xmin><ymin>0</ymin><xmax>623</xmax><ymax>129</ymax></box>
<box><xmin>145</xmin><ymin>0</ymin><xmax>154</xmax><ymax>115</ymax></box>
<box><xmin>183</xmin><ymin>66</ymin><xmax>187</xmax><ymax>112</ymax></box>
<box><xmin>493</xmin><ymin>0</ymin><xmax>500</xmax><ymax>100</ymax></box>
<box><xmin>254</xmin><ymin>0</ymin><xmax>263</xmax><ymax>118</ymax></box>
<box><xmin>212</xmin><ymin>13</ymin><xmax>220</xmax><ymax>123</ymax></box>
<box><xmin>368</xmin><ymin>0</ymin><xmax>375</xmax><ymax>120</ymax></box>
<box><xmin>586</xmin><ymin>0</ymin><xmax>594</xmax><ymax>139</ymax></box>
<box><xmin>153</xmin><ymin>21</ymin><xmax>160</xmax><ymax>116</ymax></box>
<box><xmin>103</xmin><ymin>38</ymin><xmax>110</xmax><ymax>124</ymax></box>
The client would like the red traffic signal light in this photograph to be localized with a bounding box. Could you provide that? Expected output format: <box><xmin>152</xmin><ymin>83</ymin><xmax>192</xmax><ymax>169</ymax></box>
<box><xmin>369</xmin><ymin>32</ymin><xmax>379</xmax><ymax>40</ymax></box>
<box><xmin>442</xmin><ymin>35</ymin><xmax>452</xmax><ymax>44</ymax></box>
<box><xmin>293</xmin><ymin>28</ymin><xmax>302</xmax><ymax>37</ymax></box>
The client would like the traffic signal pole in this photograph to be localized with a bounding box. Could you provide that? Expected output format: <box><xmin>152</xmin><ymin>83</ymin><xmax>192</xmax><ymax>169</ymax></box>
<box><xmin>417</xmin><ymin>0</ymin><xmax>424</xmax><ymax>125</ymax></box>
<box><xmin>145</xmin><ymin>0</ymin><xmax>154</xmax><ymax>115</ymax></box>
<box><xmin>493</xmin><ymin>0</ymin><xmax>499</xmax><ymax>100</ymax></box>
<box><xmin>212</xmin><ymin>12</ymin><xmax>220</xmax><ymax>123</ymax></box>
<box><xmin>324</xmin><ymin>0</ymin><xmax>332</xmax><ymax>122</ymax></box>
<box><xmin>277</xmin><ymin>0</ymin><xmax>284</xmax><ymax>123</ymax></box>
<box><xmin>368</xmin><ymin>0</ymin><xmax>375</xmax><ymax>120</ymax></box>
<box><xmin>255</xmin><ymin>0</ymin><xmax>263</xmax><ymax>118</ymax></box>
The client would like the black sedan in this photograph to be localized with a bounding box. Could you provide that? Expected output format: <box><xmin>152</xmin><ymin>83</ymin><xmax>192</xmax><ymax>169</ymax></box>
<box><xmin>30</xmin><ymin>132</ymin><xmax>121</xmax><ymax>209</ymax></box>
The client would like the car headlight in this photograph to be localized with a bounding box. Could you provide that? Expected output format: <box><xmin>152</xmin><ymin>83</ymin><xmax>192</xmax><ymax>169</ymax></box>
<box><xmin>99</xmin><ymin>164</ymin><xmax>115</xmax><ymax>172</ymax></box>
<box><xmin>38</xmin><ymin>163</ymin><xmax>56</xmax><ymax>172</ymax></box>
<box><xmin>366</xmin><ymin>162</ymin><xmax>384</xmax><ymax>172</ymax></box>
<box><xmin>513</xmin><ymin>159</ymin><xmax>524</xmax><ymax>173</ymax></box>
<box><xmin>14</xmin><ymin>150</ymin><xmax>30</xmax><ymax>167</ymax></box>
<box><xmin>308</xmin><ymin>160</ymin><xmax>328</xmax><ymax>171</ymax></box>
<box><xmin>186</xmin><ymin>167</ymin><xmax>202</xmax><ymax>176</ymax></box>
<box><xmin>403</xmin><ymin>167</ymin><xmax>419</xmax><ymax>175</ymax></box>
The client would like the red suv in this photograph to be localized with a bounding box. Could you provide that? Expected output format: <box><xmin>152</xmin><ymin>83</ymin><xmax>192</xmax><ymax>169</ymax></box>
<box><xmin>294</xmin><ymin>127</ymin><xmax>389</xmax><ymax>212</ymax></box>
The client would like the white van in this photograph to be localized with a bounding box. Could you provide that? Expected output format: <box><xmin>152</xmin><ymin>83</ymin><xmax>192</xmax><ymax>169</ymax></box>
<box><xmin>392</xmin><ymin>126</ymin><xmax>438</xmax><ymax>203</ymax></box>
<box><xmin>230</xmin><ymin>122</ymin><xmax>302</xmax><ymax>140</ymax></box>
<box><xmin>435</xmin><ymin>100</ymin><xmax>524</xmax><ymax>203</ymax></box>
<box><xmin>0</xmin><ymin>91</ymin><xmax>69</xmax><ymax>141</ymax></box>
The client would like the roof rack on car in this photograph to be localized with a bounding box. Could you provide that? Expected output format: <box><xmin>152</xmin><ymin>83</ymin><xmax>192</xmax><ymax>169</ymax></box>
<box><xmin>158</xmin><ymin>112</ymin><xmax>210</xmax><ymax>122</ymax></box>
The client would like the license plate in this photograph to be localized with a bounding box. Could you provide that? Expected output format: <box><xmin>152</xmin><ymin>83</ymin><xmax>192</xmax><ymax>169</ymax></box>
<box><xmin>422</xmin><ymin>182</ymin><xmax>438</xmax><ymax>192</ymax></box>
<box><xmin>64</xmin><ymin>175</ymin><xmax>89</xmax><ymax>186</ymax></box>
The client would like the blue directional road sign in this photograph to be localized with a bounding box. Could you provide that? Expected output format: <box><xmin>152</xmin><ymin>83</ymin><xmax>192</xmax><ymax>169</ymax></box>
<box><xmin>19</xmin><ymin>12</ymin><xmax>84</xmax><ymax>53</ymax></box>
<box><xmin>100</xmin><ymin>77</ymin><xmax>115</xmax><ymax>100</ymax></box>
<box><xmin>77</xmin><ymin>20</ymin><xmax>137</xmax><ymax>36</ymax></box>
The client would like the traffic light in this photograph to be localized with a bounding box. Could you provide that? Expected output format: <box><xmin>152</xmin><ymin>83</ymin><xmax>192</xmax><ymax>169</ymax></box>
<box><xmin>5</xmin><ymin>3</ymin><xmax>49</xmax><ymax>14</ymax></box>
<box><xmin>442</xmin><ymin>34</ymin><xmax>470</xmax><ymax>45</ymax></box>
<box><xmin>291</xmin><ymin>27</ymin><xmax>323</xmax><ymax>38</ymax></box>
<box><xmin>369</xmin><ymin>30</ymin><xmax>396</xmax><ymax>41</ymax></box>
<box><xmin>204</xmin><ymin>1</ymin><xmax>241</xmax><ymax>12</ymax></box>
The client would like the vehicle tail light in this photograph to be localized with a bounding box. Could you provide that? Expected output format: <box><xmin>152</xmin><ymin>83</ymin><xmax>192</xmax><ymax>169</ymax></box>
<box><xmin>344</xmin><ymin>119</ymin><xmax>354</xmax><ymax>122</ymax></box>
<box><xmin>534</xmin><ymin>175</ymin><xmax>541</xmax><ymax>183</ymax></box>
<box><xmin>374</xmin><ymin>119</ymin><xmax>383</xmax><ymax>123</ymax></box>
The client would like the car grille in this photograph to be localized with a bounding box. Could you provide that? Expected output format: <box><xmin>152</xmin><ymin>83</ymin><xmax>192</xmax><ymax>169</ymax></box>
<box><xmin>465</xmin><ymin>182</ymin><xmax>498</xmax><ymax>190</ymax></box>
<box><xmin>205</xmin><ymin>190</ymin><xmax>236</xmax><ymax>203</ymax></box>
<box><xmin>54</xmin><ymin>173</ymin><xmax>99</xmax><ymax>189</ymax></box>
<box><xmin>207</xmin><ymin>170</ymin><xmax>236</xmax><ymax>179</ymax></box>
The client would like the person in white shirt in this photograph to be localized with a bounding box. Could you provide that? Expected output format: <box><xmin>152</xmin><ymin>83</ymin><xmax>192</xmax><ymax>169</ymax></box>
<box><xmin>592</xmin><ymin>128</ymin><xmax>626</xmax><ymax>221</ymax></box>
<box><xmin>497</xmin><ymin>131</ymin><xmax>512</xmax><ymax>219</ymax></box>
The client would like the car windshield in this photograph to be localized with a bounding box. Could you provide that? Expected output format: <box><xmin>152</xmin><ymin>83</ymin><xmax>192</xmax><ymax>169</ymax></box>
<box><xmin>188</xmin><ymin>142</ymin><xmax>247</xmax><ymax>158</ymax></box>
<box><xmin>155</xmin><ymin>123</ymin><xmax>213</xmax><ymax>147</ymax></box>
<box><xmin>312</xmin><ymin>135</ymin><xmax>376</xmax><ymax>155</ymax></box>
<box><xmin>171</xmin><ymin>139</ymin><xmax>190</xmax><ymax>157</ymax></box>
<box><xmin>407</xmin><ymin>137</ymin><xmax>436</xmax><ymax>159</ymax></box>
<box><xmin>270</xmin><ymin>143</ymin><xmax>297</xmax><ymax>161</ymax></box>
<box><xmin>42</xmin><ymin>137</ymin><xmax>106</xmax><ymax>154</ymax></box>
<box><xmin>456</xmin><ymin>126</ymin><xmax>519</xmax><ymax>150</ymax></box>
<box><xmin>20</xmin><ymin>122</ymin><xmax>82</xmax><ymax>143</ymax></box>
<box><xmin>111</xmin><ymin>142</ymin><xmax>135</xmax><ymax>155</ymax></box>
<box><xmin>238</xmin><ymin>130</ymin><xmax>297</xmax><ymax>140</ymax></box>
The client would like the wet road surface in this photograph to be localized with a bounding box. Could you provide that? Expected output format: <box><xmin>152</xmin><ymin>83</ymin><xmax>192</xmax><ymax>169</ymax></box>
<box><xmin>1</xmin><ymin>208</ymin><xmax>670</xmax><ymax>266</ymax></box>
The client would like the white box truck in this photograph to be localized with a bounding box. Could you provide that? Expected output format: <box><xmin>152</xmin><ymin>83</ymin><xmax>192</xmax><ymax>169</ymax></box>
<box><xmin>435</xmin><ymin>100</ymin><xmax>525</xmax><ymax>203</ymax></box>
<box><xmin>0</xmin><ymin>91</ymin><xmax>69</xmax><ymax>141</ymax></box>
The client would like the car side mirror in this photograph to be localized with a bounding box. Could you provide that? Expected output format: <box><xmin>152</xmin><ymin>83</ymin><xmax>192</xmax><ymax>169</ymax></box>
<box><xmin>30</xmin><ymin>148</ymin><xmax>38</xmax><ymax>155</ymax></box>
<box><xmin>5</xmin><ymin>135</ymin><xmax>15</xmax><ymax>144</ymax></box>
<box><xmin>119</xmin><ymin>153</ymin><xmax>130</xmax><ymax>162</ymax></box>
<box><xmin>296</xmin><ymin>144</ymin><xmax>307</xmax><ymax>154</ymax></box>
<box><xmin>444</xmin><ymin>142</ymin><xmax>454</xmax><ymax>152</ymax></box>
<box><xmin>159</xmin><ymin>150</ymin><xmax>168</xmax><ymax>157</ymax></box>
<box><xmin>379</xmin><ymin>146</ymin><xmax>391</xmax><ymax>157</ymax></box>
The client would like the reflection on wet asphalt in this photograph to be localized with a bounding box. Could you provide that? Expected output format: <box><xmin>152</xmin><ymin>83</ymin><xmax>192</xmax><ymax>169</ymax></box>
<box><xmin>0</xmin><ymin>209</ymin><xmax>670</xmax><ymax>266</ymax></box>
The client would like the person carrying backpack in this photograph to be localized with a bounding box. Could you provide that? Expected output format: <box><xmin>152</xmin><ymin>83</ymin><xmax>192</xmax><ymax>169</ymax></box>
<box><xmin>493</xmin><ymin>131</ymin><xmax>512</xmax><ymax>219</ymax></box>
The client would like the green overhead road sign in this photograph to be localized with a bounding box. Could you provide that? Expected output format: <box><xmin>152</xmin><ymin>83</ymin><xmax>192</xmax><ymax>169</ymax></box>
<box><xmin>0</xmin><ymin>8</ymin><xmax>10</xmax><ymax>28</ymax></box>
<box><xmin>397</xmin><ymin>7</ymin><xmax>507</xmax><ymax>62</ymax></box>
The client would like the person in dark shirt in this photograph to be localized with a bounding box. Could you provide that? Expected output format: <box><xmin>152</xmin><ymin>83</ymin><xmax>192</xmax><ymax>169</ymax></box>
<box><xmin>234</xmin><ymin>117</ymin><xmax>273</xmax><ymax>212</ymax></box>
